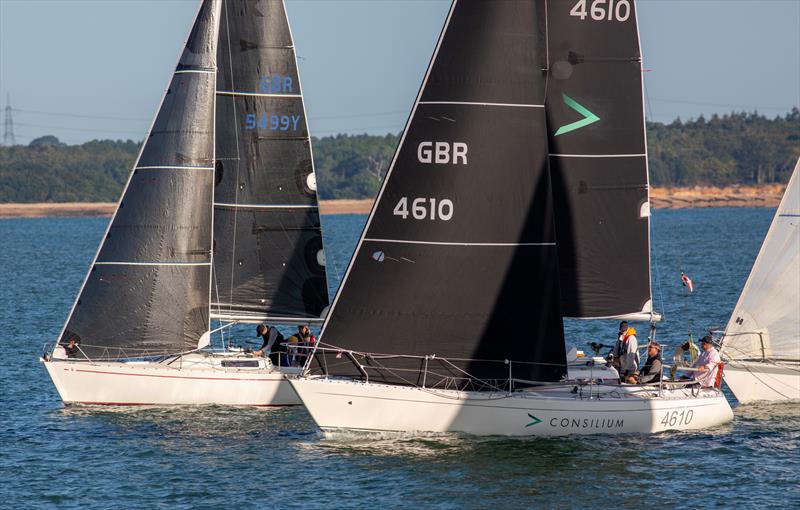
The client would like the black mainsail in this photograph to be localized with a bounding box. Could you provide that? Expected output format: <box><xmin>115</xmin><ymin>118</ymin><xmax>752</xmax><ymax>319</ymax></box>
<box><xmin>545</xmin><ymin>0</ymin><xmax>653</xmax><ymax>319</ymax></box>
<box><xmin>211</xmin><ymin>0</ymin><xmax>329</xmax><ymax>325</ymax></box>
<box><xmin>314</xmin><ymin>0</ymin><xmax>567</xmax><ymax>386</ymax></box>
<box><xmin>58</xmin><ymin>0</ymin><xmax>222</xmax><ymax>358</ymax></box>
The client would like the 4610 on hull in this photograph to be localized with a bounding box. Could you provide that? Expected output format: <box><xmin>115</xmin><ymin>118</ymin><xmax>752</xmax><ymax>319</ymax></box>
<box><xmin>291</xmin><ymin>377</ymin><xmax>732</xmax><ymax>437</ymax></box>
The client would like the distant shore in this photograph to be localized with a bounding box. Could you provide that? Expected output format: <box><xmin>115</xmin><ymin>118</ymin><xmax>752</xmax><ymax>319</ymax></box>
<box><xmin>0</xmin><ymin>199</ymin><xmax>374</xmax><ymax>218</ymax></box>
<box><xmin>0</xmin><ymin>185</ymin><xmax>786</xmax><ymax>218</ymax></box>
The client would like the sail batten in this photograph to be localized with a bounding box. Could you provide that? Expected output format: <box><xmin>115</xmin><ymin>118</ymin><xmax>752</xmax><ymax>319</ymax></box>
<box><xmin>545</xmin><ymin>0</ymin><xmax>652</xmax><ymax>319</ymax></box>
<box><xmin>315</xmin><ymin>0</ymin><xmax>567</xmax><ymax>386</ymax></box>
<box><xmin>211</xmin><ymin>0</ymin><xmax>329</xmax><ymax>322</ymax></box>
<box><xmin>57</xmin><ymin>0</ymin><xmax>222</xmax><ymax>358</ymax></box>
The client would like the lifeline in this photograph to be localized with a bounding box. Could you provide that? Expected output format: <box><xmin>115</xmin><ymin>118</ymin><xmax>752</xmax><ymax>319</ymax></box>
<box><xmin>550</xmin><ymin>417</ymin><xmax>624</xmax><ymax>429</ymax></box>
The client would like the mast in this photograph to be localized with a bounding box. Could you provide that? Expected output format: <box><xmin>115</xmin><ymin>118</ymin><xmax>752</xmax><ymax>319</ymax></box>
<box><xmin>211</xmin><ymin>0</ymin><xmax>329</xmax><ymax>325</ymax></box>
<box><xmin>722</xmin><ymin>160</ymin><xmax>800</xmax><ymax>362</ymax></box>
<box><xmin>545</xmin><ymin>0</ymin><xmax>653</xmax><ymax>319</ymax></box>
<box><xmin>313</xmin><ymin>0</ymin><xmax>567</xmax><ymax>387</ymax></box>
<box><xmin>57</xmin><ymin>0</ymin><xmax>222</xmax><ymax>359</ymax></box>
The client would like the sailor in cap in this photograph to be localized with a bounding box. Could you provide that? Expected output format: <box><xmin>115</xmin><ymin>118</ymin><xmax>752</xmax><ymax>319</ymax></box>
<box><xmin>692</xmin><ymin>335</ymin><xmax>721</xmax><ymax>387</ymax></box>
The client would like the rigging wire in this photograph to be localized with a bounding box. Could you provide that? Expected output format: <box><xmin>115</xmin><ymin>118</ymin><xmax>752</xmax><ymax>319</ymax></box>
<box><xmin>642</xmin><ymin>61</ymin><xmax>668</xmax><ymax>324</ymax></box>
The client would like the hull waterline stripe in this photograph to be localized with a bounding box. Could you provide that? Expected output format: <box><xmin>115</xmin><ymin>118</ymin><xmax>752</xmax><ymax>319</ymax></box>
<box><xmin>135</xmin><ymin>165</ymin><xmax>214</xmax><ymax>171</ymax></box>
<box><xmin>364</xmin><ymin>238</ymin><xmax>556</xmax><ymax>247</ymax></box>
<box><xmin>73</xmin><ymin>368</ymin><xmax>285</xmax><ymax>382</ymax></box>
<box><xmin>216</xmin><ymin>90</ymin><xmax>301</xmax><ymax>98</ymax></box>
<box><xmin>419</xmin><ymin>101</ymin><xmax>544</xmax><ymax>108</ymax></box>
<box><xmin>549</xmin><ymin>153</ymin><xmax>647</xmax><ymax>158</ymax></box>
<box><xmin>94</xmin><ymin>261</ymin><xmax>211</xmax><ymax>267</ymax></box>
<box><xmin>213</xmin><ymin>203</ymin><xmax>318</xmax><ymax>209</ymax></box>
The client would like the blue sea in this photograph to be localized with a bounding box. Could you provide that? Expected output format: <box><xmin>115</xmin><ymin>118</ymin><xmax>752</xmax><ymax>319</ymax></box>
<box><xmin>1</xmin><ymin>209</ymin><xmax>798</xmax><ymax>509</ymax></box>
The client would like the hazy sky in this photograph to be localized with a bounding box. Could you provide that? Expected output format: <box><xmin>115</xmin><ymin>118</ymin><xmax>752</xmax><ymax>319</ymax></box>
<box><xmin>0</xmin><ymin>0</ymin><xmax>798</xmax><ymax>145</ymax></box>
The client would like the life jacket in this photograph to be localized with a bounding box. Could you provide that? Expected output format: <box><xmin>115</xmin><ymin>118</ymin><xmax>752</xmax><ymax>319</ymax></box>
<box><xmin>642</xmin><ymin>353</ymin><xmax>662</xmax><ymax>377</ymax></box>
<box><xmin>623</xmin><ymin>327</ymin><xmax>637</xmax><ymax>342</ymax></box>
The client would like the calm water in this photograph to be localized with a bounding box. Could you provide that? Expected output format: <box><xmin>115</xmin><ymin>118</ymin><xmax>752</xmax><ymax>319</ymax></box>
<box><xmin>1</xmin><ymin>209</ymin><xmax>798</xmax><ymax>509</ymax></box>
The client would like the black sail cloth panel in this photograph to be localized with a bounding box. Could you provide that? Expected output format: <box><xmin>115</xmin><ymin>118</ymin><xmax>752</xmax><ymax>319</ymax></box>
<box><xmin>213</xmin><ymin>0</ymin><xmax>328</xmax><ymax>321</ymax></box>
<box><xmin>60</xmin><ymin>0</ymin><xmax>221</xmax><ymax>358</ymax></box>
<box><xmin>545</xmin><ymin>0</ymin><xmax>652</xmax><ymax>318</ymax></box>
<box><xmin>316</xmin><ymin>0</ymin><xmax>567</xmax><ymax>387</ymax></box>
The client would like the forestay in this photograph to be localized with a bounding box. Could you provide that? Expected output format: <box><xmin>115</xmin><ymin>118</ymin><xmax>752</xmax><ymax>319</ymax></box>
<box><xmin>545</xmin><ymin>0</ymin><xmax>653</xmax><ymax>319</ymax></box>
<box><xmin>212</xmin><ymin>0</ymin><xmax>329</xmax><ymax>324</ymax></box>
<box><xmin>58</xmin><ymin>0</ymin><xmax>222</xmax><ymax>358</ymax></box>
<box><xmin>722</xmin><ymin>160</ymin><xmax>800</xmax><ymax>361</ymax></box>
<box><xmin>315</xmin><ymin>0</ymin><xmax>567</xmax><ymax>386</ymax></box>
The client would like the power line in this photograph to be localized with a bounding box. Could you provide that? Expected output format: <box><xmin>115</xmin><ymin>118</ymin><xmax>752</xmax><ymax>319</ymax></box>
<box><xmin>12</xmin><ymin>105</ymin><xmax>406</xmax><ymax>123</ymax></box>
<box><xmin>648</xmin><ymin>97</ymin><xmax>796</xmax><ymax>111</ymax></box>
<box><xmin>309</xmin><ymin>110</ymin><xmax>406</xmax><ymax>121</ymax></box>
<box><xmin>14</xmin><ymin>121</ymin><xmax>144</xmax><ymax>136</ymax></box>
<box><xmin>11</xmin><ymin>108</ymin><xmax>149</xmax><ymax>122</ymax></box>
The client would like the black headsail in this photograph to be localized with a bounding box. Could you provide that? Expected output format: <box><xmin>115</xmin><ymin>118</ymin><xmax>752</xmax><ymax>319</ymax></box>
<box><xmin>211</xmin><ymin>0</ymin><xmax>329</xmax><ymax>325</ymax></box>
<box><xmin>57</xmin><ymin>0</ymin><xmax>222</xmax><ymax>359</ymax></box>
<box><xmin>313</xmin><ymin>0</ymin><xmax>566</xmax><ymax>387</ymax></box>
<box><xmin>545</xmin><ymin>0</ymin><xmax>653</xmax><ymax>319</ymax></box>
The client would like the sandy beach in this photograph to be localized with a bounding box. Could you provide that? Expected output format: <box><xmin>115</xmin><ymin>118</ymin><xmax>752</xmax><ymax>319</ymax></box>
<box><xmin>0</xmin><ymin>200</ymin><xmax>374</xmax><ymax>218</ymax></box>
<box><xmin>649</xmin><ymin>184</ymin><xmax>785</xmax><ymax>209</ymax></box>
<box><xmin>0</xmin><ymin>185</ymin><xmax>786</xmax><ymax>218</ymax></box>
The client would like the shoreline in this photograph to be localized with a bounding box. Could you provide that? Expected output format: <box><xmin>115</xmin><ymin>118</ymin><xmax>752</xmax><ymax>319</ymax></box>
<box><xmin>0</xmin><ymin>185</ymin><xmax>786</xmax><ymax>218</ymax></box>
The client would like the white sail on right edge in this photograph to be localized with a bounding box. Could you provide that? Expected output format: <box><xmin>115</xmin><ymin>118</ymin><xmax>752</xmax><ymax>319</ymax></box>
<box><xmin>722</xmin><ymin>159</ymin><xmax>800</xmax><ymax>362</ymax></box>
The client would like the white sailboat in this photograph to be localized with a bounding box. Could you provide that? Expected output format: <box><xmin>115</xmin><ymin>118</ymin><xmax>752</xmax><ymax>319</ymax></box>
<box><xmin>718</xmin><ymin>159</ymin><xmax>800</xmax><ymax>404</ymax></box>
<box><xmin>42</xmin><ymin>0</ymin><xmax>329</xmax><ymax>406</ymax></box>
<box><xmin>290</xmin><ymin>0</ymin><xmax>733</xmax><ymax>436</ymax></box>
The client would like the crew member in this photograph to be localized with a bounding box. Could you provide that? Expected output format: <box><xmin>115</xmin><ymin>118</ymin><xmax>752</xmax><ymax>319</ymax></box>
<box><xmin>692</xmin><ymin>335</ymin><xmax>721</xmax><ymax>387</ymax></box>
<box><xmin>65</xmin><ymin>337</ymin><xmax>79</xmax><ymax>359</ymax></box>
<box><xmin>626</xmin><ymin>342</ymin><xmax>663</xmax><ymax>384</ymax></box>
<box><xmin>612</xmin><ymin>321</ymin><xmax>639</xmax><ymax>381</ymax></box>
<box><xmin>253</xmin><ymin>324</ymin><xmax>287</xmax><ymax>366</ymax></box>
<box><xmin>285</xmin><ymin>325</ymin><xmax>316</xmax><ymax>366</ymax></box>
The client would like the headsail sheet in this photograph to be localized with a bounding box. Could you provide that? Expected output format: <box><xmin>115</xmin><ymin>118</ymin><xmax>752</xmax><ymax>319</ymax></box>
<box><xmin>315</xmin><ymin>0</ymin><xmax>567</xmax><ymax>386</ymax></box>
<box><xmin>212</xmin><ymin>0</ymin><xmax>329</xmax><ymax>323</ymax></box>
<box><xmin>59</xmin><ymin>0</ymin><xmax>221</xmax><ymax>358</ymax></box>
<box><xmin>723</xmin><ymin>161</ymin><xmax>800</xmax><ymax>361</ymax></box>
<box><xmin>545</xmin><ymin>0</ymin><xmax>652</xmax><ymax>318</ymax></box>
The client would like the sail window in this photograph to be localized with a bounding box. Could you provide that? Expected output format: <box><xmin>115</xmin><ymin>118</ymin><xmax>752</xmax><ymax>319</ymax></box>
<box><xmin>215</xmin><ymin>161</ymin><xmax>224</xmax><ymax>186</ymax></box>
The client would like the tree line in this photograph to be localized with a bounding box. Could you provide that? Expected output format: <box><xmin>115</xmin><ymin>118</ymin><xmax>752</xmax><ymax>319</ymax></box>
<box><xmin>1</xmin><ymin>109</ymin><xmax>797</xmax><ymax>203</ymax></box>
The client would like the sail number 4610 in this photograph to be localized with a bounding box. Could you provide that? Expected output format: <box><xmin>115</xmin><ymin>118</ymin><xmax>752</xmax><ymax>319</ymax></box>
<box><xmin>570</xmin><ymin>0</ymin><xmax>631</xmax><ymax>21</ymax></box>
<box><xmin>393</xmin><ymin>197</ymin><xmax>453</xmax><ymax>221</ymax></box>
<box><xmin>660</xmin><ymin>409</ymin><xmax>693</xmax><ymax>428</ymax></box>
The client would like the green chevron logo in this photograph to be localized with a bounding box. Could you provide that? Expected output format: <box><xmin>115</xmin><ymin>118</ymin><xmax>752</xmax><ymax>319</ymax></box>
<box><xmin>554</xmin><ymin>94</ymin><xmax>600</xmax><ymax>136</ymax></box>
<box><xmin>526</xmin><ymin>413</ymin><xmax>543</xmax><ymax>427</ymax></box>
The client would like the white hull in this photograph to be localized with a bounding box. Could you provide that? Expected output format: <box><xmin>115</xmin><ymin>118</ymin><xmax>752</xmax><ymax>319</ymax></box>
<box><xmin>42</xmin><ymin>353</ymin><xmax>301</xmax><ymax>406</ymax></box>
<box><xmin>724</xmin><ymin>360</ymin><xmax>800</xmax><ymax>404</ymax></box>
<box><xmin>290</xmin><ymin>377</ymin><xmax>733</xmax><ymax>436</ymax></box>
